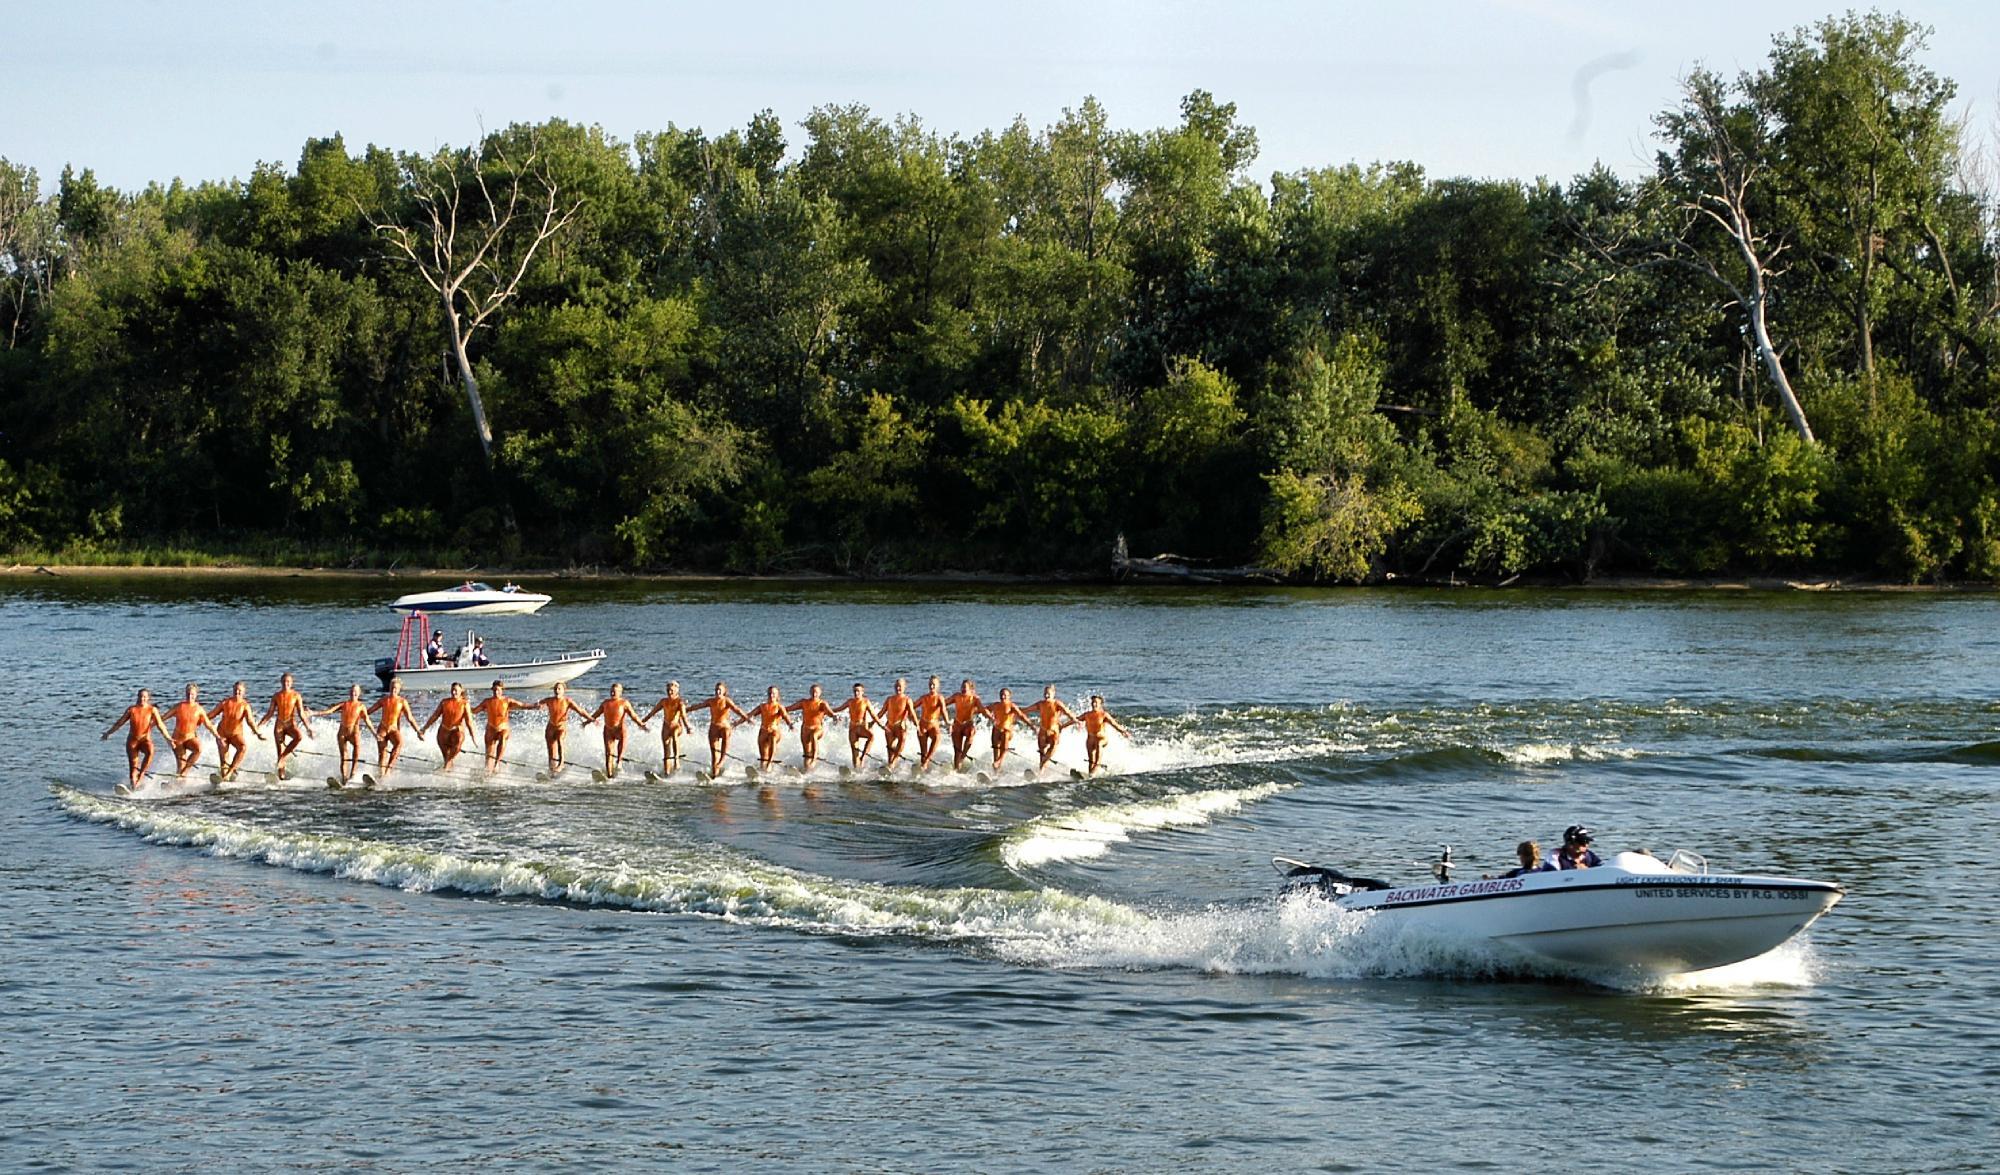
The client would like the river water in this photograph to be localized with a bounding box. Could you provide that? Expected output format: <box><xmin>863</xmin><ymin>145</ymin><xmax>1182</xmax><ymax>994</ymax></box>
<box><xmin>3</xmin><ymin>578</ymin><xmax>1994</xmax><ymax>1170</ymax></box>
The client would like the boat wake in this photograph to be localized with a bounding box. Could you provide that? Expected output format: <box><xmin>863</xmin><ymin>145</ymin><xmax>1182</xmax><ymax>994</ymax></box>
<box><xmin>998</xmin><ymin>782</ymin><xmax>1294</xmax><ymax>870</ymax></box>
<box><xmin>51</xmin><ymin>784</ymin><xmax>1819</xmax><ymax>992</ymax></box>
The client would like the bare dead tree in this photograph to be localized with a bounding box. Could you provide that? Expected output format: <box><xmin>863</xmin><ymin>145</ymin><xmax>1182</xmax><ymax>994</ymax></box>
<box><xmin>362</xmin><ymin>132</ymin><xmax>582</xmax><ymax>473</ymax></box>
<box><xmin>1568</xmin><ymin>71</ymin><xmax>1815</xmax><ymax>443</ymax></box>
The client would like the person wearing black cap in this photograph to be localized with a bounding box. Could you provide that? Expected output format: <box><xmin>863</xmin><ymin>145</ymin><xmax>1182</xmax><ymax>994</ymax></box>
<box><xmin>1555</xmin><ymin>825</ymin><xmax>1603</xmax><ymax>870</ymax></box>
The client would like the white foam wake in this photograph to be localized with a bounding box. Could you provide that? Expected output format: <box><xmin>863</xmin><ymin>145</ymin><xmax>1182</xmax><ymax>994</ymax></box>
<box><xmin>999</xmin><ymin>782</ymin><xmax>1294</xmax><ymax>869</ymax></box>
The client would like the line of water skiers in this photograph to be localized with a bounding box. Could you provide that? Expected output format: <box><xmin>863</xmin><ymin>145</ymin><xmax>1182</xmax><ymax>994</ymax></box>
<box><xmin>102</xmin><ymin>675</ymin><xmax>1132</xmax><ymax>789</ymax></box>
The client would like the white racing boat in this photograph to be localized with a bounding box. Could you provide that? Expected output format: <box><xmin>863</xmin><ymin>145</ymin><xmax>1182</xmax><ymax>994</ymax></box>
<box><xmin>1275</xmin><ymin>846</ymin><xmax>1843</xmax><ymax>978</ymax></box>
<box><xmin>388</xmin><ymin>581</ymin><xmax>552</xmax><ymax>615</ymax></box>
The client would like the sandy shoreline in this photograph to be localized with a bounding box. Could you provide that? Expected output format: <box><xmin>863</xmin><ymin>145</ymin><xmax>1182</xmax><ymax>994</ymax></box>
<box><xmin>1</xmin><ymin>561</ymin><xmax>1990</xmax><ymax>591</ymax></box>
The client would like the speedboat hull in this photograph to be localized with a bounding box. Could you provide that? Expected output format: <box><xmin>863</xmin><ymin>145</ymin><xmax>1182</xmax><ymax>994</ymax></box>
<box><xmin>1290</xmin><ymin>852</ymin><xmax>1842</xmax><ymax>977</ymax></box>
<box><xmin>388</xmin><ymin>586</ymin><xmax>551</xmax><ymax>615</ymax></box>
<box><xmin>372</xmin><ymin>652</ymin><xmax>603</xmax><ymax>691</ymax></box>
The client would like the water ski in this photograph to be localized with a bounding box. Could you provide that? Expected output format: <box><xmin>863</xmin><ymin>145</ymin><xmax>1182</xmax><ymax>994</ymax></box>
<box><xmin>1069</xmin><ymin>768</ymin><xmax>1085</xmax><ymax>780</ymax></box>
<box><xmin>325</xmin><ymin>776</ymin><xmax>343</xmax><ymax>789</ymax></box>
<box><xmin>839</xmin><ymin>766</ymin><xmax>854</xmax><ymax>780</ymax></box>
<box><xmin>114</xmin><ymin>782</ymin><xmax>132</xmax><ymax>797</ymax></box>
<box><xmin>209</xmin><ymin>771</ymin><xmax>225</xmax><ymax>786</ymax></box>
<box><xmin>590</xmin><ymin>769</ymin><xmax>608</xmax><ymax>783</ymax></box>
<box><xmin>975</xmin><ymin>771</ymin><xmax>992</xmax><ymax>784</ymax></box>
<box><xmin>643</xmin><ymin>769</ymin><xmax>662</xmax><ymax>783</ymax></box>
<box><xmin>361</xmin><ymin>774</ymin><xmax>379</xmax><ymax>788</ymax></box>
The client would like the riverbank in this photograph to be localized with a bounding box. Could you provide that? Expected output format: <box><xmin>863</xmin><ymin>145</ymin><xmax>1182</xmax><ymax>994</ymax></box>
<box><xmin>2</xmin><ymin>560</ymin><xmax>1993</xmax><ymax>591</ymax></box>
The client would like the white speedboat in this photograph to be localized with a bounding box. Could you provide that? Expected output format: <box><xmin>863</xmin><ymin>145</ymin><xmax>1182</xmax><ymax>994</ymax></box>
<box><xmin>388</xmin><ymin>581</ymin><xmax>551</xmax><ymax>615</ymax></box>
<box><xmin>1275</xmin><ymin>848</ymin><xmax>1842</xmax><ymax>977</ymax></box>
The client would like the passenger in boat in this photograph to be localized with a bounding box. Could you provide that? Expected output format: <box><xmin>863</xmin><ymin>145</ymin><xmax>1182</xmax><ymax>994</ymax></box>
<box><xmin>1030</xmin><ymin>685</ymin><xmax>1079</xmax><ymax>772</ymax></box>
<box><xmin>947</xmin><ymin>679</ymin><xmax>984</xmax><ymax>770</ymax></box>
<box><xmin>593</xmin><ymin>683</ymin><xmax>648</xmax><ymax>777</ymax></box>
<box><xmin>1554</xmin><ymin>825</ymin><xmax>1603</xmax><ymax>870</ymax></box>
<box><xmin>103</xmin><ymin>688</ymin><xmax>170</xmax><ymax>788</ymax></box>
<box><xmin>470</xmin><ymin>638</ymin><xmax>491</xmax><ymax>669</ymax></box>
<box><xmin>914</xmin><ymin>677</ymin><xmax>949</xmax><ymax>772</ymax></box>
<box><xmin>878</xmin><ymin>679</ymin><xmax>917</xmax><ymax>772</ymax></box>
<box><xmin>1498</xmin><ymin>840</ymin><xmax>1555</xmax><ymax>878</ymax></box>
<box><xmin>788</xmin><ymin>684</ymin><xmax>836</xmax><ymax>772</ymax></box>
<box><xmin>640</xmin><ymin>682</ymin><xmax>694</xmax><ymax>774</ymax></box>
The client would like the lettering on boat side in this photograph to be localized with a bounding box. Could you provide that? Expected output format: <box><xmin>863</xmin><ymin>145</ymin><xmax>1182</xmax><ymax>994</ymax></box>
<box><xmin>1630</xmin><ymin>886</ymin><xmax>1814</xmax><ymax>901</ymax></box>
<box><xmin>1382</xmin><ymin>878</ymin><xmax>1525</xmax><ymax>904</ymax></box>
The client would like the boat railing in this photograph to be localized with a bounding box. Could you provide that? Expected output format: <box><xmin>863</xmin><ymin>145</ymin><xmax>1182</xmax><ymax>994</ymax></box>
<box><xmin>1666</xmin><ymin>848</ymin><xmax>1709</xmax><ymax>875</ymax></box>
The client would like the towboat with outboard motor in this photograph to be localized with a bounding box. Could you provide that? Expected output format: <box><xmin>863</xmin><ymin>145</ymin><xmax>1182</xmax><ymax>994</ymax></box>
<box><xmin>1275</xmin><ymin>844</ymin><xmax>1842</xmax><ymax>977</ymax></box>
<box><xmin>388</xmin><ymin>581</ymin><xmax>551</xmax><ymax>615</ymax></box>
<box><xmin>374</xmin><ymin>613</ymin><xmax>603</xmax><ymax>691</ymax></box>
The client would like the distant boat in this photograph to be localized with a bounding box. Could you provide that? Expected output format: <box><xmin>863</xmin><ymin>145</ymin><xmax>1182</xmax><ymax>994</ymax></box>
<box><xmin>388</xmin><ymin>581</ymin><xmax>551</xmax><ymax>615</ymax></box>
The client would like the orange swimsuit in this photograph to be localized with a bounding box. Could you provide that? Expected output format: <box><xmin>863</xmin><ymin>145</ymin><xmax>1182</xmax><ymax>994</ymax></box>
<box><xmin>696</xmin><ymin>697</ymin><xmax>737</xmax><ymax>733</ymax></box>
<box><xmin>881</xmin><ymin>695</ymin><xmax>916</xmax><ymax>730</ymax></box>
<box><xmin>791</xmin><ymin>697</ymin><xmax>835</xmax><ymax>734</ymax></box>
<box><xmin>986</xmin><ymin>701</ymin><xmax>1027</xmax><ymax>735</ymax></box>
<box><xmin>916</xmin><ymin>694</ymin><xmax>948</xmax><ymax>731</ymax></box>
<box><xmin>333</xmin><ymin>699</ymin><xmax>368</xmax><ymax>738</ymax></box>
<box><xmin>837</xmin><ymin>698</ymin><xmax>876</xmax><ymax>734</ymax></box>
<box><xmin>168</xmin><ymin>701</ymin><xmax>208</xmax><ymax>745</ymax></box>
<box><xmin>270</xmin><ymin>689</ymin><xmax>305</xmax><ymax>729</ymax></box>
<box><xmin>476</xmin><ymin>696</ymin><xmax>525</xmax><ymax>735</ymax></box>
<box><xmin>542</xmin><ymin>696</ymin><xmax>588</xmax><ymax>735</ymax></box>
<box><xmin>122</xmin><ymin>705</ymin><xmax>162</xmax><ymax>747</ymax></box>
<box><xmin>371</xmin><ymin>695</ymin><xmax>412</xmax><ymax>735</ymax></box>
<box><xmin>214</xmin><ymin>698</ymin><xmax>253</xmax><ymax>742</ymax></box>
<box><xmin>596</xmin><ymin>697</ymin><xmax>638</xmax><ymax>733</ymax></box>
<box><xmin>948</xmin><ymin>692</ymin><xmax>982</xmax><ymax>731</ymax></box>
<box><xmin>750</xmin><ymin>702</ymin><xmax>787</xmax><ymax>734</ymax></box>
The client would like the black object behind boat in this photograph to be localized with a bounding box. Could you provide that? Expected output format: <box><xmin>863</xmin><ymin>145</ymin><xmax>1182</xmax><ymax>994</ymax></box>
<box><xmin>1279</xmin><ymin>862</ymin><xmax>1392</xmax><ymax>900</ymax></box>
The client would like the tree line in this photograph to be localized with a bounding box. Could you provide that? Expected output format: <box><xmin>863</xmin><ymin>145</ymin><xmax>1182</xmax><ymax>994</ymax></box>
<box><xmin>3</xmin><ymin>11</ymin><xmax>1998</xmax><ymax>581</ymax></box>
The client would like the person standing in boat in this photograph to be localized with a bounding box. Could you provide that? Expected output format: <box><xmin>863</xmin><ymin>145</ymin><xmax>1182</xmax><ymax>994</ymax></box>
<box><xmin>474</xmin><ymin>681</ymin><xmax>535</xmax><ymax>773</ymax></box>
<box><xmin>260</xmin><ymin>673</ymin><xmax>312</xmax><ymax>779</ymax></box>
<box><xmin>640</xmin><ymin>682</ymin><xmax>694</xmax><ymax>775</ymax></box>
<box><xmin>537</xmin><ymin>680</ymin><xmax>595</xmax><ymax>777</ymax></box>
<box><xmin>421</xmin><ymin>682</ymin><xmax>477</xmax><ymax>771</ymax></box>
<box><xmin>592</xmin><ymin>683</ymin><xmax>647</xmax><ymax>778</ymax></box>
<box><xmin>103</xmin><ymin>688</ymin><xmax>170</xmax><ymax>788</ymax></box>
<box><xmin>695</xmin><ymin>682</ymin><xmax>750</xmax><ymax>777</ymax></box>
<box><xmin>1554</xmin><ymin>826</ymin><xmax>1603</xmax><ymax>870</ymax></box>
<box><xmin>369</xmin><ymin>677</ymin><xmax>421</xmax><ymax>776</ymax></box>
<box><xmin>212</xmin><ymin>681</ymin><xmax>266</xmax><ymax>782</ymax></box>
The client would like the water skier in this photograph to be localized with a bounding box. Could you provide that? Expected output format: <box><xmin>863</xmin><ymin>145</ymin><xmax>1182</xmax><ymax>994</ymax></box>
<box><xmin>475</xmin><ymin>681</ymin><xmax>534</xmax><ymax>773</ymax></box>
<box><xmin>260</xmin><ymin>672</ymin><xmax>312</xmax><ymax>779</ymax></box>
<box><xmin>947</xmin><ymin>678</ymin><xmax>983</xmax><ymax>770</ymax></box>
<box><xmin>1030</xmin><ymin>685</ymin><xmax>1077</xmax><ymax>772</ymax></box>
<box><xmin>313</xmin><ymin>684</ymin><xmax>371</xmax><ymax>784</ymax></box>
<box><xmin>103</xmin><ymin>688</ymin><xmax>169</xmax><ymax>789</ymax></box>
<box><xmin>1065</xmin><ymin>695</ymin><xmax>1131</xmax><ymax>776</ymax></box>
<box><xmin>167</xmin><ymin>683</ymin><xmax>220</xmax><ymax>778</ymax></box>
<box><xmin>593</xmin><ymin>683</ymin><xmax>647</xmax><ymax>777</ymax></box>
<box><xmin>985</xmin><ymin>687</ymin><xmax>1031</xmax><ymax>770</ymax></box>
<box><xmin>537</xmin><ymin>680</ymin><xmax>594</xmax><ymax>776</ymax></box>
<box><xmin>212</xmin><ymin>681</ymin><xmax>266</xmax><ymax>782</ymax></box>
<box><xmin>878</xmin><ymin>678</ymin><xmax>917</xmax><ymax>772</ymax></box>
<box><xmin>740</xmin><ymin>686</ymin><xmax>796</xmax><ymax>772</ymax></box>
<box><xmin>837</xmin><ymin>682</ymin><xmax>882</xmax><ymax>770</ymax></box>
<box><xmin>369</xmin><ymin>677</ymin><xmax>420</xmax><ymax>776</ymax></box>
<box><xmin>640</xmin><ymin>682</ymin><xmax>694</xmax><ymax>774</ymax></box>
<box><xmin>695</xmin><ymin>682</ymin><xmax>750</xmax><ymax>777</ymax></box>
<box><xmin>915</xmin><ymin>676</ymin><xmax>948</xmax><ymax>772</ymax></box>
<box><xmin>420</xmin><ymin>682</ymin><xmax>476</xmax><ymax>771</ymax></box>
<box><xmin>788</xmin><ymin>683</ymin><xmax>836</xmax><ymax>772</ymax></box>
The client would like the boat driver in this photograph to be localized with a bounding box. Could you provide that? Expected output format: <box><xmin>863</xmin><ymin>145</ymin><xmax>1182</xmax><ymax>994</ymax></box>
<box><xmin>426</xmin><ymin>631</ymin><xmax>449</xmax><ymax>666</ymax></box>
<box><xmin>1554</xmin><ymin>825</ymin><xmax>1603</xmax><ymax>870</ymax></box>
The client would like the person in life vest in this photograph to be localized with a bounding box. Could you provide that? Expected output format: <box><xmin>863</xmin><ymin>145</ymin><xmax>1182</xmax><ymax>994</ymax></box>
<box><xmin>426</xmin><ymin>631</ymin><xmax>449</xmax><ymax>666</ymax></box>
<box><xmin>103</xmin><ymin>688</ymin><xmax>170</xmax><ymax>788</ymax></box>
<box><xmin>1554</xmin><ymin>826</ymin><xmax>1603</xmax><ymax>870</ymax></box>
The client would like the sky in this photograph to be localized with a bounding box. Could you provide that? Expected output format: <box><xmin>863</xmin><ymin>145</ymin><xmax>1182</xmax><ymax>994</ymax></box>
<box><xmin>8</xmin><ymin>0</ymin><xmax>2000</xmax><ymax>193</ymax></box>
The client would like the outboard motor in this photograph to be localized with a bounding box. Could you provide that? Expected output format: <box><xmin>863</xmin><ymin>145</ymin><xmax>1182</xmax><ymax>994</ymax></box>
<box><xmin>1273</xmin><ymin>857</ymin><xmax>1392</xmax><ymax>900</ymax></box>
